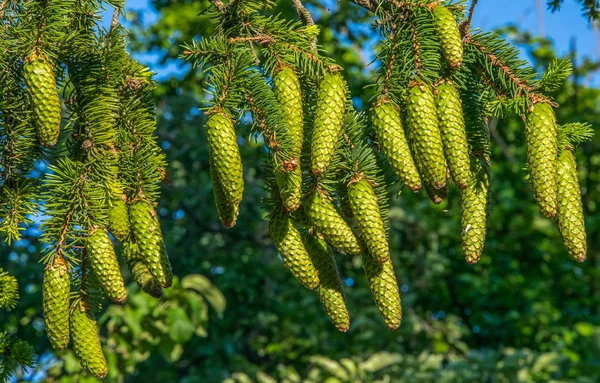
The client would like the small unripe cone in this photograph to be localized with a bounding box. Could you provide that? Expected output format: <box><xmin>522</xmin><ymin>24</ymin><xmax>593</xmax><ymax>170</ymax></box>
<box><xmin>273</xmin><ymin>67</ymin><xmax>304</xmax><ymax>156</ymax></box>
<box><xmin>275</xmin><ymin>165</ymin><xmax>303</xmax><ymax>213</ymax></box>
<box><xmin>304</xmin><ymin>191</ymin><xmax>362</xmax><ymax>255</ymax></box>
<box><xmin>424</xmin><ymin>182</ymin><xmax>448</xmax><ymax>205</ymax></box>
<box><xmin>406</xmin><ymin>82</ymin><xmax>448</xmax><ymax>190</ymax></box>
<box><xmin>210</xmin><ymin>158</ymin><xmax>240</xmax><ymax>228</ymax></box>
<box><xmin>70</xmin><ymin>305</ymin><xmax>108</xmax><ymax>379</ymax></box>
<box><xmin>461</xmin><ymin>157</ymin><xmax>491</xmax><ymax>264</ymax></box>
<box><xmin>206</xmin><ymin>110</ymin><xmax>244</xmax><ymax>206</ymax></box>
<box><xmin>372</xmin><ymin>100</ymin><xmax>421</xmax><ymax>191</ymax></box>
<box><xmin>336</xmin><ymin>181</ymin><xmax>354</xmax><ymax>219</ymax></box>
<box><xmin>306</xmin><ymin>235</ymin><xmax>350</xmax><ymax>332</ymax></box>
<box><xmin>122</xmin><ymin>239</ymin><xmax>163</xmax><ymax>298</ymax></box>
<box><xmin>432</xmin><ymin>6</ymin><xmax>463</xmax><ymax>68</ymax></box>
<box><xmin>23</xmin><ymin>54</ymin><xmax>61</xmax><ymax>147</ymax></box>
<box><xmin>87</xmin><ymin>229</ymin><xmax>127</xmax><ymax>304</ymax></box>
<box><xmin>348</xmin><ymin>178</ymin><xmax>390</xmax><ymax>263</ymax></box>
<box><xmin>435</xmin><ymin>81</ymin><xmax>471</xmax><ymax>189</ymax></box>
<box><xmin>269</xmin><ymin>212</ymin><xmax>320</xmax><ymax>289</ymax></box>
<box><xmin>130</xmin><ymin>200</ymin><xmax>173</xmax><ymax>288</ymax></box>
<box><xmin>311</xmin><ymin>72</ymin><xmax>346</xmax><ymax>177</ymax></box>
<box><xmin>362</xmin><ymin>255</ymin><xmax>402</xmax><ymax>330</ymax></box>
<box><xmin>556</xmin><ymin>149</ymin><xmax>587</xmax><ymax>262</ymax></box>
<box><xmin>108</xmin><ymin>196</ymin><xmax>130</xmax><ymax>242</ymax></box>
<box><xmin>43</xmin><ymin>256</ymin><xmax>70</xmax><ymax>350</ymax></box>
<box><xmin>525</xmin><ymin>103</ymin><xmax>558</xmax><ymax>217</ymax></box>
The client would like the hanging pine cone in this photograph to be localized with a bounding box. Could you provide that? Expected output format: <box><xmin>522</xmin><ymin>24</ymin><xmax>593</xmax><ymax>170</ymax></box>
<box><xmin>70</xmin><ymin>304</ymin><xmax>108</xmax><ymax>379</ymax></box>
<box><xmin>372</xmin><ymin>99</ymin><xmax>421</xmax><ymax>191</ymax></box>
<box><xmin>347</xmin><ymin>178</ymin><xmax>389</xmax><ymax>263</ymax></box>
<box><xmin>362</xmin><ymin>255</ymin><xmax>402</xmax><ymax>330</ymax></box>
<box><xmin>304</xmin><ymin>191</ymin><xmax>363</xmax><ymax>255</ymax></box>
<box><xmin>460</xmin><ymin>157</ymin><xmax>491</xmax><ymax>264</ymax></box>
<box><xmin>525</xmin><ymin>102</ymin><xmax>558</xmax><ymax>218</ymax></box>
<box><xmin>23</xmin><ymin>53</ymin><xmax>61</xmax><ymax>147</ymax></box>
<box><xmin>130</xmin><ymin>200</ymin><xmax>173</xmax><ymax>288</ymax></box>
<box><xmin>122</xmin><ymin>239</ymin><xmax>163</xmax><ymax>298</ymax></box>
<box><xmin>435</xmin><ymin>80</ymin><xmax>471</xmax><ymax>189</ymax></box>
<box><xmin>273</xmin><ymin>67</ymin><xmax>304</xmax><ymax>156</ymax></box>
<box><xmin>556</xmin><ymin>149</ymin><xmax>587</xmax><ymax>262</ymax></box>
<box><xmin>305</xmin><ymin>235</ymin><xmax>350</xmax><ymax>332</ymax></box>
<box><xmin>275</xmin><ymin>165</ymin><xmax>303</xmax><ymax>213</ymax></box>
<box><xmin>269</xmin><ymin>212</ymin><xmax>320</xmax><ymax>289</ymax></box>
<box><xmin>210</xmin><ymin>158</ymin><xmax>240</xmax><ymax>228</ymax></box>
<box><xmin>336</xmin><ymin>180</ymin><xmax>354</xmax><ymax>219</ymax></box>
<box><xmin>432</xmin><ymin>5</ymin><xmax>463</xmax><ymax>68</ymax></box>
<box><xmin>108</xmin><ymin>193</ymin><xmax>130</xmax><ymax>242</ymax></box>
<box><xmin>406</xmin><ymin>82</ymin><xmax>448</xmax><ymax>190</ymax></box>
<box><xmin>424</xmin><ymin>181</ymin><xmax>448</xmax><ymax>205</ymax></box>
<box><xmin>311</xmin><ymin>72</ymin><xmax>346</xmax><ymax>177</ymax></box>
<box><xmin>86</xmin><ymin>229</ymin><xmax>127</xmax><ymax>304</ymax></box>
<box><xmin>42</xmin><ymin>256</ymin><xmax>70</xmax><ymax>350</ymax></box>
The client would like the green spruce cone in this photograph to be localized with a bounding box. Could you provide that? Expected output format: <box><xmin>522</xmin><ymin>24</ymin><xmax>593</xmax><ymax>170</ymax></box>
<box><xmin>269</xmin><ymin>212</ymin><xmax>320</xmax><ymax>289</ymax></box>
<box><xmin>108</xmin><ymin>196</ymin><xmax>130</xmax><ymax>242</ymax></box>
<box><xmin>311</xmin><ymin>72</ymin><xmax>346</xmax><ymax>177</ymax></box>
<box><xmin>42</xmin><ymin>257</ymin><xmax>70</xmax><ymax>350</ymax></box>
<box><xmin>130</xmin><ymin>200</ymin><xmax>173</xmax><ymax>288</ymax></box>
<box><xmin>275</xmin><ymin>165</ymin><xmax>303</xmax><ymax>213</ymax></box>
<box><xmin>432</xmin><ymin>6</ymin><xmax>463</xmax><ymax>68</ymax></box>
<box><xmin>336</xmin><ymin>181</ymin><xmax>354</xmax><ymax>219</ymax></box>
<box><xmin>207</xmin><ymin>110</ymin><xmax>244</xmax><ymax>206</ymax></box>
<box><xmin>407</xmin><ymin>82</ymin><xmax>448</xmax><ymax>190</ymax></box>
<box><xmin>70</xmin><ymin>305</ymin><xmax>108</xmax><ymax>379</ymax></box>
<box><xmin>348</xmin><ymin>178</ymin><xmax>390</xmax><ymax>263</ymax></box>
<box><xmin>87</xmin><ymin>229</ymin><xmax>127</xmax><ymax>304</ymax></box>
<box><xmin>304</xmin><ymin>191</ymin><xmax>362</xmax><ymax>255</ymax></box>
<box><xmin>362</xmin><ymin>255</ymin><xmax>402</xmax><ymax>330</ymax></box>
<box><xmin>556</xmin><ymin>149</ymin><xmax>587</xmax><ymax>262</ymax></box>
<box><xmin>273</xmin><ymin>67</ymin><xmax>304</xmax><ymax>156</ymax></box>
<box><xmin>306</xmin><ymin>235</ymin><xmax>350</xmax><ymax>332</ymax></box>
<box><xmin>122</xmin><ymin>239</ymin><xmax>163</xmax><ymax>298</ymax></box>
<box><xmin>210</xmin><ymin>158</ymin><xmax>240</xmax><ymax>228</ymax></box>
<box><xmin>23</xmin><ymin>54</ymin><xmax>61</xmax><ymax>147</ymax></box>
<box><xmin>372</xmin><ymin>100</ymin><xmax>421</xmax><ymax>191</ymax></box>
<box><xmin>525</xmin><ymin>102</ymin><xmax>558</xmax><ymax>218</ymax></box>
<box><xmin>435</xmin><ymin>80</ymin><xmax>471</xmax><ymax>189</ymax></box>
<box><xmin>461</xmin><ymin>157</ymin><xmax>491</xmax><ymax>264</ymax></box>
<box><xmin>425</xmin><ymin>182</ymin><xmax>448</xmax><ymax>205</ymax></box>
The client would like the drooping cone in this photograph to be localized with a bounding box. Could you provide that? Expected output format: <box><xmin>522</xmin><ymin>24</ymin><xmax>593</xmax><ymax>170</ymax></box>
<box><xmin>304</xmin><ymin>191</ymin><xmax>362</xmax><ymax>255</ymax></box>
<box><xmin>23</xmin><ymin>54</ymin><xmax>61</xmax><ymax>147</ymax></box>
<box><xmin>273</xmin><ymin>67</ymin><xmax>304</xmax><ymax>155</ymax></box>
<box><xmin>556</xmin><ymin>149</ymin><xmax>587</xmax><ymax>262</ymax></box>
<box><xmin>311</xmin><ymin>72</ymin><xmax>346</xmax><ymax>177</ymax></box>
<box><xmin>372</xmin><ymin>99</ymin><xmax>421</xmax><ymax>191</ymax></box>
<box><xmin>435</xmin><ymin>80</ymin><xmax>471</xmax><ymax>189</ymax></box>
<box><xmin>86</xmin><ymin>229</ymin><xmax>127</xmax><ymax>304</ymax></box>
<box><xmin>108</xmin><ymin>193</ymin><xmax>130</xmax><ymax>242</ymax></box>
<box><xmin>130</xmin><ymin>200</ymin><xmax>173</xmax><ymax>288</ymax></box>
<box><xmin>206</xmin><ymin>110</ymin><xmax>244</xmax><ymax>206</ymax></box>
<box><xmin>210</xmin><ymin>158</ymin><xmax>240</xmax><ymax>228</ymax></box>
<box><xmin>70</xmin><ymin>304</ymin><xmax>108</xmax><ymax>379</ymax></box>
<box><xmin>362</xmin><ymin>255</ymin><xmax>402</xmax><ymax>330</ymax></box>
<box><xmin>460</xmin><ymin>157</ymin><xmax>491</xmax><ymax>264</ymax></box>
<box><xmin>122</xmin><ymin>239</ymin><xmax>163</xmax><ymax>298</ymax></box>
<box><xmin>525</xmin><ymin>102</ymin><xmax>558</xmax><ymax>217</ymax></box>
<box><xmin>305</xmin><ymin>235</ymin><xmax>350</xmax><ymax>332</ymax></box>
<box><xmin>275</xmin><ymin>165</ymin><xmax>303</xmax><ymax>213</ymax></box>
<box><xmin>336</xmin><ymin>181</ymin><xmax>354</xmax><ymax>219</ymax></box>
<box><xmin>406</xmin><ymin>82</ymin><xmax>448</xmax><ymax>190</ymax></box>
<box><xmin>432</xmin><ymin>5</ymin><xmax>463</xmax><ymax>68</ymax></box>
<box><xmin>43</xmin><ymin>256</ymin><xmax>70</xmax><ymax>350</ymax></box>
<box><xmin>347</xmin><ymin>178</ymin><xmax>390</xmax><ymax>263</ymax></box>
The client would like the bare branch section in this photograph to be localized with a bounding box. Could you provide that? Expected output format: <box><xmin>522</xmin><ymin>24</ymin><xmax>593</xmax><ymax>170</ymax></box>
<box><xmin>348</xmin><ymin>0</ymin><xmax>377</xmax><ymax>13</ymax></box>
<box><xmin>460</xmin><ymin>0</ymin><xmax>479</xmax><ymax>35</ymax></box>
<box><xmin>210</xmin><ymin>0</ymin><xmax>226</xmax><ymax>13</ymax></box>
<box><xmin>110</xmin><ymin>6</ymin><xmax>120</xmax><ymax>31</ymax></box>
<box><xmin>290</xmin><ymin>0</ymin><xmax>317</xmax><ymax>52</ymax></box>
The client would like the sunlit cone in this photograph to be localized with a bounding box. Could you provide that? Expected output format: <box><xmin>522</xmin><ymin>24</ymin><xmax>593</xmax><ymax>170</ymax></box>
<box><xmin>348</xmin><ymin>178</ymin><xmax>389</xmax><ymax>263</ymax></box>
<box><xmin>206</xmin><ymin>110</ymin><xmax>244</xmax><ymax>206</ymax></box>
<box><xmin>269</xmin><ymin>212</ymin><xmax>320</xmax><ymax>289</ymax></box>
<box><xmin>362</xmin><ymin>255</ymin><xmax>402</xmax><ymax>330</ymax></box>
<box><xmin>273</xmin><ymin>67</ymin><xmax>304</xmax><ymax>156</ymax></box>
<box><xmin>432</xmin><ymin>5</ymin><xmax>463</xmax><ymax>68</ymax></box>
<box><xmin>210</xmin><ymin>158</ymin><xmax>240</xmax><ymax>228</ymax></box>
<box><xmin>525</xmin><ymin>102</ymin><xmax>558</xmax><ymax>217</ymax></box>
<box><xmin>406</xmin><ymin>82</ymin><xmax>448</xmax><ymax>190</ymax></box>
<box><xmin>311</xmin><ymin>72</ymin><xmax>346</xmax><ymax>177</ymax></box>
<box><xmin>305</xmin><ymin>235</ymin><xmax>349</xmax><ymax>332</ymax></box>
<box><xmin>556</xmin><ymin>149</ymin><xmax>587</xmax><ymax>262</ymax></box>
<box><xmin>435</xmin><ymin>80</ymin><xmax>471</xmax><ymax>189</ymax></box>
<box><xmin>70</xmin><ymin>304</ymin><xmax>108</xmax><ymax>379</ymax></box>
<box><xmin>461</xmin><ymin>157</ymin><xmax>491</xmax><ymax>264</ymax></box>
<box><xmin>23</xmin><ymin>54</ymin><xmax>61</xmax><ymax>147</ymax></box>
<box><xmin>42</xmin><ymin>256</ymin><xmax>70</xmax><ymax>350</ymax></box>
<box><xmin>336</xmin><ymin>181</ymin><xmax>354</xmax><ymax>219</ymax></box>
<box><xmin>87</xmin><ymin>229</ymin><xmax>127</xmax><ymax>304</ymax></box>
<box><xmin>304</xmin><ymin>191</ymin><xmax>362</xmax><ymax>255</ymax></box>
<box><xmin>372</xmin><ymin>99</ymin><xmax>421</xmax><ymax>191</ymax></box>
<box><xmin>108</xmin><ymin>193</ymin><xmax>130</xmax><ymax>242</ymax></box>
<box><xmin>122</xmin><ymin>239</ymin><xmax>163</xmax><ymax>298</ymax></box>
<box><xmin>130</xmin><ymin>200</ymin><xmax>173</xmax><ymax>288</ymax></box>
<box><xmin>275</xmin><ymin>165</ymin><xmax>303</xmax><ymax>213</ymax></box>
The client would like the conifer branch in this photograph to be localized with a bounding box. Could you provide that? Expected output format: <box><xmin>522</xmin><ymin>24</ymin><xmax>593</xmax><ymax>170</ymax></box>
<box><xmin>348</xmin><ymin>0</ymin><xmax>377</xmax><ymax>12</ymax></box>
<box><xmin>290</xmin><ymin>0</ymin><xmax>317</xmax><ymax>51</ymax></box>
<box><xmin>209</xmin><ymin>0</ymin><xmax>226</xmax><ymax>13</ymax></box>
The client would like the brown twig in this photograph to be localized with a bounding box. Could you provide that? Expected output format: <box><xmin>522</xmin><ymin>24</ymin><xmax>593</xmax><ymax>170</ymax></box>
<box><xmin>209</xmin><ymin>0</ymin><xmax>226</xmax><ymax>13</ymax></box>
<box><xmin>110</xmin><ymin>6</ymin><xmax>120</xmax><ymax>32</ymax></box>
<box><xmin>290</xmin><ymin>0</ymin><xmax>317</xmax><ymax>51</ymax></box>
<box><xmin>460</xmin><ymin>0</ymin><xmax>479</xmax><ymax>36</ymax></box>
<box><xmin>348</xmin><ymin>0</ymin><xmax>378</xmax><ymax>12</ymax></box>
